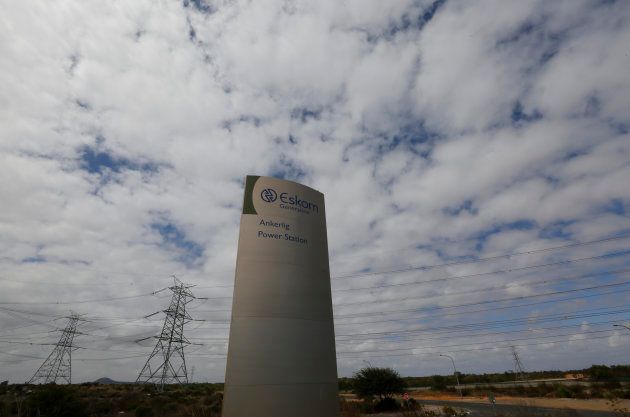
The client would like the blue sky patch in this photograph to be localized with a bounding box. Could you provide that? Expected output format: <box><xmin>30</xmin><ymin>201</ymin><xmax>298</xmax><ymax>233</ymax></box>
<box><xmin>221</xmin><ymin>115</ymin><xmax>263</xmax><ymax>131</ymax></box>
<box><xmin>496</xmin><ymin>19</ymin><xmax>542</xmax><ymax>48</ymax></box>
<box><xmin>79</xmin><ymin>144</ymin><xmax>161</xmax><ymax>176</ymax></box>
<box><xmin>183</xmin><ymin>0</ymin><xmax>214</xmax><ymax>14</ymax></box>
<box><xmin>374</xmin><ymin>121</ymin><xmax>440</xmax><ymax>158</ymax></box>
<box><xmin>269</xmin><ymin>155</ymin><xmax>307</xmax><ymax>181</ymax></box>
<box><xmin>539</xmin><ymin>220</ymin><xmax>575</xmax><ymax>239</ymax></box>
<box><xmin>75</xmin><ymin>99</ymin><xmax>91</xmax><ymax>110</ymax></box>
<box><xmin>511</xmin><ymin>101</ymin><xmax>543</xmax><ymax>124</ymax></box>
<box><xmin>443</xmin><ymin>200</ymin><xmax>478</xmax><ymax>217</ymax></box>
<box><xmin>188</xmin><ymin>21</ymin><xmax>197</xmax><ymax>41</ymax></box>
<box><xmin>21</xmin><ymin>255</ymin><xmax>46</xmax><ymax>263</ymax></box>
<box><xmin>417</xmin><ymin>0</ymin><xmax>447</xmax><ymax>31</ymax></box>
<box><xmin>473</xmin><ymin>219</ymin><xmax>537</xmax><ymax>250</ymax></box>
<box><xmin>365</xmin><ymin>0</ymin><xmax>446</xmax><ymax>42</ymax></box>
<box><xmin>604</xmin><ymin>198</ymin><xmax>625</xmax><ymax>215</ymax></box>
<box><xmin>291</xmin><ymin>107</ymin><xmax>322</xmax><ymax>123</ymax></box>
<box><xmin>150</xmin><ymin>220</ymin><xmax>204</xmax><ymax>265</ymax></box>
<box><xmin>67</xmin><ymin>54</ymin><xmax>80</xmax><ymax>75</ymax></box>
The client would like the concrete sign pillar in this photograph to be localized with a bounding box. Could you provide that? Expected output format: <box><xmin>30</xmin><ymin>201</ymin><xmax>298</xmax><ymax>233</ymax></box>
<box><xmin>223</xmin><ymin>175</ymin><xmax>339</xmax><ymax>417</ymax></box>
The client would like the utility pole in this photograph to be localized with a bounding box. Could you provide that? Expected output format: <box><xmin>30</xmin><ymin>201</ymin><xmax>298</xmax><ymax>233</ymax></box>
<box><xmin>440</xmin><ymin>354</ymin><xmax>462</xmax><ymax>397</ymax></box>
<box><xmin>28</xmin><ymin>313</ymin><xmax>83</xmax><ymax>384</ymax></box>
<box><xmin>136</xmin><ymin>277</ymin><xmax>196</xmax><ymax>391</ymax></box>
<box><xmin>511</xmin><ymin>346</ymin><xmax>526</xmax><ymax>383</ymax></box>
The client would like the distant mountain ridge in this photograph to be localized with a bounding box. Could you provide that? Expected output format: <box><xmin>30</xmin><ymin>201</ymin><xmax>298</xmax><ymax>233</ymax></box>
<box><xmin>93</xmin><ymin>377</ymin><xmax>128</xmax><ymax>384</ymax></box>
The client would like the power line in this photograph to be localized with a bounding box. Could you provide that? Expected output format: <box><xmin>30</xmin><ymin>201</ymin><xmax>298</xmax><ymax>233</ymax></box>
<box><xmin>335</xmin><ymin>318</ymin><xmax>626</xmax><ymax>346</ymax></box>
<box><xmin>333</xmin><ymin>231</ymin><xmax>630</xmax><ymax>265</ymax></box>
<box><xmin>336</xmin><ymin>329</ymin><xmax>618</xmax><ymax>354</ymax></box>
<box><xmin>333</xmin><ymin>250</ymin><xmax>630</xmax><ymax>293</ymax></box>
<box><xmin>3</xmin><ymin>289</ymin><xmax>628</xmax><ymax>344</ymax></box>
<box><xmin>190</xmin><ymin>234</ymin><xmax>630</xmax><ymax>290</ymax></box>
<box><xmin>0</xmin><ymin>288</ymin><xmax>168</xmax><ymax>305</ymax></box>
<box><xmin>191</xmin><ymin>262</ymin><xmax>630</xmax><ymax>315</ymax></box>
<box><xmin>333</xmin><ymin>268</ymin><xmax>630</xmax><ymax>307</ymax></box>
<box><xmin>132</xmin><ymin>328</ymin><xmax>626</xmax><ymax>357</ymax></box>
<box><xmin>3</xmin><ymin>317</ymin><xmax>627</xmax><ymax>364</ymax></box>
<box><xmin>5</xmin><ymin>331</ymin><xmax>626</xmax><ymax>364</ymax></box>
<box><xmin>334</xmin><ymin>281</ymin><xmax>630</xmax><ymax>321</ymax></box>
<box><xmin>333</xmin><ymin>234</ymin><xmax>630</xmax><ymax>280</ymax></box>
<box><xmin>337</xmin><ymin>332</ymin><xmax>627</xmax><ymax>359</ymax></box>
<box><xmin>189</xmin><ymin>268</ymin><xmax>630</xmax><ymax>310</ymax></box>
<box><xmin>3</xmin><ymin>233</ymin><xmax>627</xmax><ymax>289</ymax></box>
<box><xmin>335</xmin><ymin>306</ymin><xmax>630</xmax><ymax>338</ymax></box>
<box><xmin>0</xmin><ymin>349</ymin><xmax>46</xmax><ymax>360</ymax></box>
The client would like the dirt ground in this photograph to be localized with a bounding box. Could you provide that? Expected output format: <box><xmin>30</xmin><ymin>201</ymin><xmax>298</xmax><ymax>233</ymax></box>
<box><xmin>409</xmin><ymin>393</ymin><xmax>630</xmax><ymax>412</ymax></box>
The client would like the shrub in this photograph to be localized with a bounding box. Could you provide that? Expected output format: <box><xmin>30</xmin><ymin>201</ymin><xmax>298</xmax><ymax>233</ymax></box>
<box><xmin>135</xmin><ymin>405</ymin><xmax>154</xmax><ymax>417</ymax></box>
<box><xmin>352</xmin><ymin>367</ymin><xmax>405</xmax><ymax>400</ymax></box>
<box><xmin>442</xmin><ymin>405</ymin><xmax>469</xmax><ymax>417</ymax></box>
<box><xmin>205</xmin><ymin>390</ymin><xmax>223</xmax><ymax>413</ymax></box>
<box><xmin>406</xmin><ymin>398</ymin><xmax>419</xmax><ymax>409</ymax></box>
<box><xmin>26</xmin><ymin>384</ymin><xmax>89</xmax><ymax>417</ymax></box>
<box><xmin>555</xmin><ymin>384</ymin><xmax>571</xmax><ymax>398</ymax></box>
<box><xmin>430</xmin><ymin>375</ymin><xmax>447</xmax><ymax>391</ymax></box>
<box><xmin>374</xmin><ymin>397</ymin><xmax>400</xmax><ymax>412</ymax></box>
<box><xmin>339</xmin><ymin>398</ymin><xmax>362</xmax><ymax>417</ymax></box>
<box><xmin>359</xmin><ymin>398</ymin><xmax>376</xmax><ymax>414</ymax></box>
<box><xmin>163</xmin><ymin>401</ymin><xmax>179</xmax><ymax>412</ymax></box>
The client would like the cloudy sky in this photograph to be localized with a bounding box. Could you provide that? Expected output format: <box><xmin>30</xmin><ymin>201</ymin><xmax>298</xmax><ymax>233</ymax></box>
<box><xmin>1</xmin><ymin>0</ymin><xmax>629</xmax><ymax>383</ymax></box>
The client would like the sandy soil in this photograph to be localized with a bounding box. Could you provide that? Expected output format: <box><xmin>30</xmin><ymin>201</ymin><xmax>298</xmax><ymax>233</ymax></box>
<box><xmin>410</xmin><ymin>393</ymin><xmax>630</xmax><ymax>412</ymax></box>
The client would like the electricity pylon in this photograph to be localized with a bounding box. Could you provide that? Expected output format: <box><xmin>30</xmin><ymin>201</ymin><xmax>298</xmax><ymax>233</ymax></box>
<box><xmin>28</xmin><ymin>313</ymin><xmax>83</xmax><ymax>384</ymax></box>
<box><xmin>136</xmin><ymin>277</ymin><xmax>196</xmax><ymax>391</ymax></box>
<box><xmin>511</xmin><ymin>345</ymin><xmax>526</xmax><ymax>382</ymax></box>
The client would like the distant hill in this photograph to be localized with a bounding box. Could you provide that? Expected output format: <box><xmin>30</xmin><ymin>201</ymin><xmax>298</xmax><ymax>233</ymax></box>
<box><xmin>93</xmin><ymin>377</ymin><xmax>127</xmax><ymax>385</ymax></box>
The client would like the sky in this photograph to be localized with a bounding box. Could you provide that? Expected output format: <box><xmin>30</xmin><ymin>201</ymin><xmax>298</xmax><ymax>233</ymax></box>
<box><xmin>1</xmin><ymin>0</ymin><xmax>629</xmax><ymax>384</ymax></box>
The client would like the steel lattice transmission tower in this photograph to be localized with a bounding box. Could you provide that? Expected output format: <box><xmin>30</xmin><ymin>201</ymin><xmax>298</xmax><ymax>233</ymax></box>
<box><xmin>136</xmin><ymin>277</ymin><xmax>196</xmax><ymax>391</ymax></box>
<box><xmin>28</xmin><ymin>313</ymin><xmax>83</xmax><ymax>384</ymax></box>
<box><xmin>511</xmin><ymin>345</ymin><xmax>526</xmax><ymax>382</ymax></box>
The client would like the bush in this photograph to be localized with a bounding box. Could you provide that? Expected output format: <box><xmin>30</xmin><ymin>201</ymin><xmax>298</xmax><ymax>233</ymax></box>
<box><xmin>374</xmin><ymin>397</ymin><xmax>400</xmax><ymax>412</ymax></box>
<box><xmin>430</xmin><ymin>375</ymin><xmax>447</xmax><ymax>391</ymax></box>
<box><xmin>405</xmin><ymin>398</ymin><xmax>419</xmax><ymax>409</ymax></box>
<box><xmin>359</xmin><ymin>399</ymin><xmax>376</xmax><ymax>414</ymax></box>
<box><xmin>442</xmin><ymin>405</ymin><xmax>468</xmax><ymax>417</ymax></box>
<box><xmin>26</xmin><ymin>384</ymin><xmax>89</xmax><ymax>417</ymax></box>
<box><xmin>555</xmin><ymin>384</ymin><xmax>571</xmax><ymax>398</ymax></box>
<box><xmin>339</xmin><ymin>398</ymin><xmax>362</xmax><ymax>417</ymax></box>
<box><xmin>135</xmin><ymin>405</ymin><xmax>154</xmax><ymax>417</ymax></box>
<box><xmin>205</xmin><ymin>390</ymin><xmax>223</xmax><ymax>413</ymax></box>
<box><xmin>352</xmin><ymin>367</ymin><xmax>406</xmax><ymax>400</ymax></box>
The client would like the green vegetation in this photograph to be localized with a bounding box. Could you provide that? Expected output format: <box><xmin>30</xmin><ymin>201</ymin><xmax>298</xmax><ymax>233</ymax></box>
<box><xmin>353</xmin><ymin>366</ymin><xmax>406</xmax><ymax>401</ymax></box>
<box><xmin>25</xmin><ymin>384</ymin><xmax>89</xmax><ymax>417</ymax></box>
<box><xmin>351</xmin><ymin>366</ymin><xmax>406</xmax><ymax>412</ymax></box>
<box><xmin>0</xmin><ymin>382</ymin><xmax>223</xmax><ymax>417</ymax></box>
<box><xmin>0</xmin><ymin>365</ymin><xmax>628</xmax><ymax>416</ymax></box>
<box><xmin>402</xmin><ymin>364</ymin><xmax>630</xmax><ymax>392</ymax></box>
<box><xmin>456</xmin><ymin>381</ymin><xmax>630</xmax><ymax>399</ymax></box>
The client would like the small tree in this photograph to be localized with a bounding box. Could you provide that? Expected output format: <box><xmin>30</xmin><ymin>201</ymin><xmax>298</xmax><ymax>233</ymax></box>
<box><xmin>352</xmin><ymin>367</ymin><xmax>405</xmax><ymax>400</ymax></box>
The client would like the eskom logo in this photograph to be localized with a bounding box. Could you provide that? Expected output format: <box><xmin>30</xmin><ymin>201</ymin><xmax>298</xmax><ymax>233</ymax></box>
<box><xmin>260</xmin><ymin>189</ymin><xmax>278</xmax><ymax>202</ymax></box>
<box><xmin>260</xmin><ymin>188</ymin><xmax>319</xmax><ymax>214</ymax></box>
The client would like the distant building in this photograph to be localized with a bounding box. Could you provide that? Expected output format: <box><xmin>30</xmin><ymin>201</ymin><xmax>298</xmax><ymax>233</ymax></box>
<box><xmin>564</xmin><ymin>373</ymin><xmax>586</xmax><ymax>380</ymax></box>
